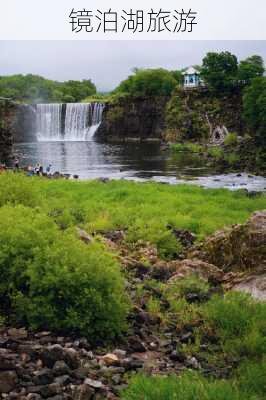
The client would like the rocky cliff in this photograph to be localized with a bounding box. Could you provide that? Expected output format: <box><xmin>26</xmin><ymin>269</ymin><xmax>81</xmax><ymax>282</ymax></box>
<box><xmin>96</xmin><ymin>88</ymin><xmax>245</xmax><ymax>143</ymax></box>
<box><xmin>96</xmin><ymin>96</ymin><xmax>169</xmax><ymax>142</ymax></box>
<box><xmin>13</xmin><ymin>104</ymin><xmax>37</xmax><ymax>143</ymax></box>
<box><xmin>0</xmin><ymin>99</ymin><xmax>16</xmax><ymax>162</ymax></box>
<box><xmin>164</xmin><ymin>86</ymin><xmax>245</xmax><ymax>142</ymax></box>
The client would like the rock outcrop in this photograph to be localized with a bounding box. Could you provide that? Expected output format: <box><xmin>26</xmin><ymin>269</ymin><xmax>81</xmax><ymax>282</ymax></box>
<box><xmin>96</xmin><ymin>96</ymin><xmax>168</xmax><ymax>142</ymax></box>
<box><xmin>0</xmin><ymin>99</ymin><xmax>16</xmax><ymax>162</ymax></box>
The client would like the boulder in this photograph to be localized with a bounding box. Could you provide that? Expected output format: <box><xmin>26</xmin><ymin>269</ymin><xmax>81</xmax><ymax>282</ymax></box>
<box><xmin>168</xmin><ymin>259</ymin><xmax>223</xmax><ymax>283</ymax></box>
<box><xmin>188</xmin><ymin>211</ymin><xmax>266</xmax><ymax>273</ymax></box>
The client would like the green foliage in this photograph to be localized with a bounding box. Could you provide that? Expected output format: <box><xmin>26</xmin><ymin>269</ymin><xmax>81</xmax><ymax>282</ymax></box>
<box><xmin>238</xmin><ymin>55</ymin><xmax>265</xmax><ymax>81</ymax></box>
<box><xmin>0</xmin><ymin>172</ymin><xmax>41</xmax><ymax>207</ymax></box>
<box><xmin>203</xmin><ymin>292</ymin><xmax>266</xmax><ymax>358</ymax></box>
<box><xmin>201</xmin><ymin>52</ymin><xmax>238</xmax><ymax>91</ymax></box>
<box><xmin>207</xmin><ymin>146</ymin><xmax>224</xmax><ymax>160</ymax></box>
<box><xmin>237</xmin><ymin>359</ymin><xmax>266</xmax><ymax>397</ymax></box>
<box><xmin>170</xmin><ymin>142</ymin><xmax>203</xmax><ymax>153</ymax></box>
<box><xmin>224</xmin><ymin>152</ymin><xmax>240</xmax><ymax>166</ymax></box>
<box><xmin>122</xmin><ymin>371</ymin><xmax>249</xmax><ymax>400</ymax></box>
<box><xmin>243</xmin><ymin>77</ymin><xmax>266</xmax><ymax>143</ymax></box>
<box><xmin>224</xmin><ymin>133</ymin><xmax>238</xmax><ymax>146</ymax></box>
<box><xmin>0</xmin><ymin>74</ymin><xmax>96</xmax><ymax>103</ymax></box>
<box><xmin>0</xmin><ymin>205</ymin><xmax>128</xmax><ymax>340</ymax></box>
<box><xmin>0</xmin><ymin>173</ymin><xmax>265</xmax><ymax>256</ymax></box>
<box><xmin>114</xmin><ymin>68</ymin><xmax>178</xmax><ymax>97</ymax></box>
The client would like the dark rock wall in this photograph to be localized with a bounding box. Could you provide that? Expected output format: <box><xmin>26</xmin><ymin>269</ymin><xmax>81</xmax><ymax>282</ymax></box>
<box><xmin>13</xmin><ymin>104</ymin><xmax>37</xmax><ymax>143</ymax></box>
<box><xmin>96</xmin><ymin>96</ymin><xmax>169</xmax><ymax>142</ymax></box>
<box><xmin>96</xmin><ymin>88</ymin><xmax>245</xmax><ymax>143</ymax></box>
<box><xmin>0</xmin><ymin>100</ymin><xmax>16</xmax><ymax>162</ymax></box>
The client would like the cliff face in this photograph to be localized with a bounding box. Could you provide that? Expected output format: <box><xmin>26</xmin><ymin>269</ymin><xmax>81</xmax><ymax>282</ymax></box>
<box><xmin>164</xmin><ymin>87</ymin><xmax>245</xmax><ymax>142</ymax></box>
<box><xmin>96</xmin><ymin>88</ymin><xmax>245</xmax><ymax>143</ymax></box>
<box><xmin>96</xmin><ymin>96</ymin><xmax>169</xmax><ymax>142</ymax></box>
<box><xmin>13</xmin><ymin>104</ymin><xmax>37</xmax><ymax>143</ymax></box>
<box><xmin>0</xmin><ymin>100</ymin><xmax>16</xmax><ymax>162</ymax></box>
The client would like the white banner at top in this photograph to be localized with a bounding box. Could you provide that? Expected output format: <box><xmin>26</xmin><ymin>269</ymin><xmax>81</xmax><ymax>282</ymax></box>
<box><xmin>0</xmin><ymin>0</ymin><xmax>265</xmax><ymax>40</ymax></box>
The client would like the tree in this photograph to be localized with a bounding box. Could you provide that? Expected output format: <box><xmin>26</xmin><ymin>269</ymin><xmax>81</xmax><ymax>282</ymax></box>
<box><xmin>201</xmin><ymin>52</ymin><xmax>238</xmax><ymax>91</ymax></box>
<box><xmin>114</xmin><ymin>68</ymin><xmax>177</xmax><ymax>97</ymax></box>
<box><xmin>243</xmin><ymin>77</ymin><xmax>266</xmax><ymax>143</ymax></box>
<box><xmin>0</xmin><ymin>74</ymin><xmax>96</xmax><ymax>103</ymax></box>
<box><xmin>238</xmin><ymin>55</ymin><xmax>265</xmax><ymax>81</ymax></box>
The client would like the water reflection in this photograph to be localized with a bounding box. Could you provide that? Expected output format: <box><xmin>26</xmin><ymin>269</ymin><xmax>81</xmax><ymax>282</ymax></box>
<box><xmin>13</xmin><ymin>141</ymin><xmax>266</xmax><ymax>191</ymax></box>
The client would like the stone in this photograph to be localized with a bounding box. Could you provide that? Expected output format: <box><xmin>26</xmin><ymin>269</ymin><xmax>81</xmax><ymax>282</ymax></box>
<box><xmin>185</xmin><ymin>356</ymin><xmax>201</xmax><ymax>369</ymax></box>
<box><xmin>101</xmin><ymin>353</ymin><xmax>120</xmax><ymax>366</ymax></box>
<box><xmin>84</xmin><ymin>378</ymin><xmax>103</xmax><ymax>389</ymax></box>
<box><xmin>41</xmin><ymin>345</ymin><xmax>65</xmax><ymax>368</ymax></box>
<box><xmin>188</xmin><ymin>210</ymin><xmax>266</xmax><ymax>273</ymax></box>
<box><xmin>128</xmin><ymin>336</ymin><xmax>147</xmax><ymax>353</ymax></box>
<box><xmin>7</xmin><ymin>328</ymin><xmax>27</xmax><ymax>341</ymax></box>
<box><xmin>64</xmin><ymin>348</ymin><xmax>80</xmax><ymax>369</ymax></box>
<box><xmin>76</xmin><ymin>228</ymin><xmax>92</xmax><ymax>244</ymax></box>
<box><xmin>33</xmin><ymin>368</ymin><xmax>54</xmax><ymax>385</ymax></box>
<box><xmin>0</xmin><ymin>371</ymin><xmax>18</xmax><ymax>393</ymax></box>
<box><xmin>72</xmin><ymin>384</ymin><xmax>94</xmax><ymax>400</ymax></box>
<box><xmin>53</xmin><ymin>360</ymin><xmax>70</xmax><ymax>376</ymax></box>
<box><xmin>168</xmin><ymin>259</ymin><xmax>223</xmax><ymax>283</ymax></box>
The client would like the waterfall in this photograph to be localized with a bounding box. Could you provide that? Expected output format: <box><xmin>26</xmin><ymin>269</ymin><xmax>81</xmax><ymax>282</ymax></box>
<box><xmin>36</xmin><ymin>102</ymin><xmax>104</xmax><ymax>142</ymax></box>
<box><xmin>37</xmin><ymin>104</ymin><xmax>63</xmax><ymax>141</ymax></box>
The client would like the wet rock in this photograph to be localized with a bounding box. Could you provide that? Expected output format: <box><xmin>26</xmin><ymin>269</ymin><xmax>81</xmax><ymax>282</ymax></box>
<box><xmin>0</xmin><ymin>370</ymin><xmax>18</xmax><ymax>393</ymax></box>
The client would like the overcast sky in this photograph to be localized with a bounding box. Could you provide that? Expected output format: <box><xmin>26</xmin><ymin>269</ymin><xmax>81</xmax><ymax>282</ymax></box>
<box><xmin>1</xmin><ymin>41</ymin><xmax>265</xmax><ymax>92</ymax></box>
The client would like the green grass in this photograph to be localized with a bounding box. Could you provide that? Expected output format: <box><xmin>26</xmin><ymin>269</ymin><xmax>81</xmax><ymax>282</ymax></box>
<box><xmin>0</xmin><ymin>172</ymin><xmax>265</xmax><ymax>259</ymax></box>
<box><xmin>122</xmin><ymin>371</ymin><xmax>252</xmax><ymax>400</ymax></box>
<box><xmin>123</xmin><ymin>290</ymin><xmax>266</xmax><ymax>400</ymax></box>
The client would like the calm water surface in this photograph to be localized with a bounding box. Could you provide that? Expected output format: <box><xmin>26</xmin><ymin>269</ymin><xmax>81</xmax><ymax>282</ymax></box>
<box><xmin>13</xmin><ymin>141</ymin><xmax>266</xmax><ymax>192</ymax></box>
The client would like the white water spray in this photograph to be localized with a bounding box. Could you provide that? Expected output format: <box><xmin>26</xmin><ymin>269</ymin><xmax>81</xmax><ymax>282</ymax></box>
<box><xmin>36</xmin><ymin>103</ymin><xmax>104</xmax><ymax>142</ymax></box>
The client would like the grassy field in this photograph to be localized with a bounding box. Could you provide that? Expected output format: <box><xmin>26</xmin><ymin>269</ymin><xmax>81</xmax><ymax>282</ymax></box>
<box><xmin>1</xmin><ymin>172</ymin><xmax>264</xmax><ymax>258</ymax></box>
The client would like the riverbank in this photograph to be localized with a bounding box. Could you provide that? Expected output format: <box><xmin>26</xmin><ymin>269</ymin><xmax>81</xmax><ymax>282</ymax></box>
<box><xmin>0</xmin><ymin>173</ymin><xmax>265</xmax><ymax>399</ymax></box>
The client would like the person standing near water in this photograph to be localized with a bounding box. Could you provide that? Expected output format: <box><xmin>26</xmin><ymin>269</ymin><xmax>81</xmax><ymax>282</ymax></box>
<box><xmin>14</xmin><ymin>158</ymin><xmax>19</xmax><ymax>171</ymax></box>
<box><xmin>46</xmin><ymin>164</ymin><xmax>52</xmax><ymax>176</ymax></box>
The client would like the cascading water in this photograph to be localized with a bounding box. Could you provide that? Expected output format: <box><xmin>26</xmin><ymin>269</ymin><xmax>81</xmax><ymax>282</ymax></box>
<box><xmin>36</xmin><ymin>102</ymin><xmax>104</xmax><ymax>142</ymax></box>
<box><xmin>37</xmin><ymin>104</ymin><xmax>63</xmax><ymax>141</ymax></box>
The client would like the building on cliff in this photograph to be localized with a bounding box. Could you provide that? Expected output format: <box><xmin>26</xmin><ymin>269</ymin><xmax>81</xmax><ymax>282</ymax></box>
<box><xmin>182</xmin><ymin>67</ymin><xmax>204</xmax><ymax>88</ymax></box>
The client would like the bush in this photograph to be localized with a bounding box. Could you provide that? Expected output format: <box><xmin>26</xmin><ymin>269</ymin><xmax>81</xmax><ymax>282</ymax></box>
<box><xmin>224</xmin><ymin>133</ymin><xmax>238</xmax><ymax>146</ymax></box>
<box><xmin>170</xmin><ymin>143</ymin><xmax>203</xmax><ymax>153</ymax></box>
<box><xmin>0</xmin><ymin>172</ymin><xmax>41</xmax><ymax>207</ymax></box>
<box><xmin>207</xmin><ymin>146</ymin><xmax>224</xmax><ymax>160</ymax></box>
<box><xmin>0</xmin><ymin>205</ymin><xmax>128</xmax><ymax>340</ymax></box>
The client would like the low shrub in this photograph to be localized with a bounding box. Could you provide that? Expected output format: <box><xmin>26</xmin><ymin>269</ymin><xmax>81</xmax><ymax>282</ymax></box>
<box><xmin>0</xmin><ymin>205</ymin><xmax>128</xmax><ymax>340</ymax></box>
<box><xmin>207</xmin><ymin>146</ymin><xmax>224</xmax><ymax>160</ymax></box>
<box><xmin>224</xmin><ymin>133</ymin><xmax>238</xmax><ymax>146</ymax></box>
<box><xmin>170</xmin><ymin>142</ymin><xmax>203</xmax><ymax>153</ymax></box>
<box><xmin>0</xmin><ymin>172</ymin><xmax>41</xmax><ymax>207</ymax></box>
